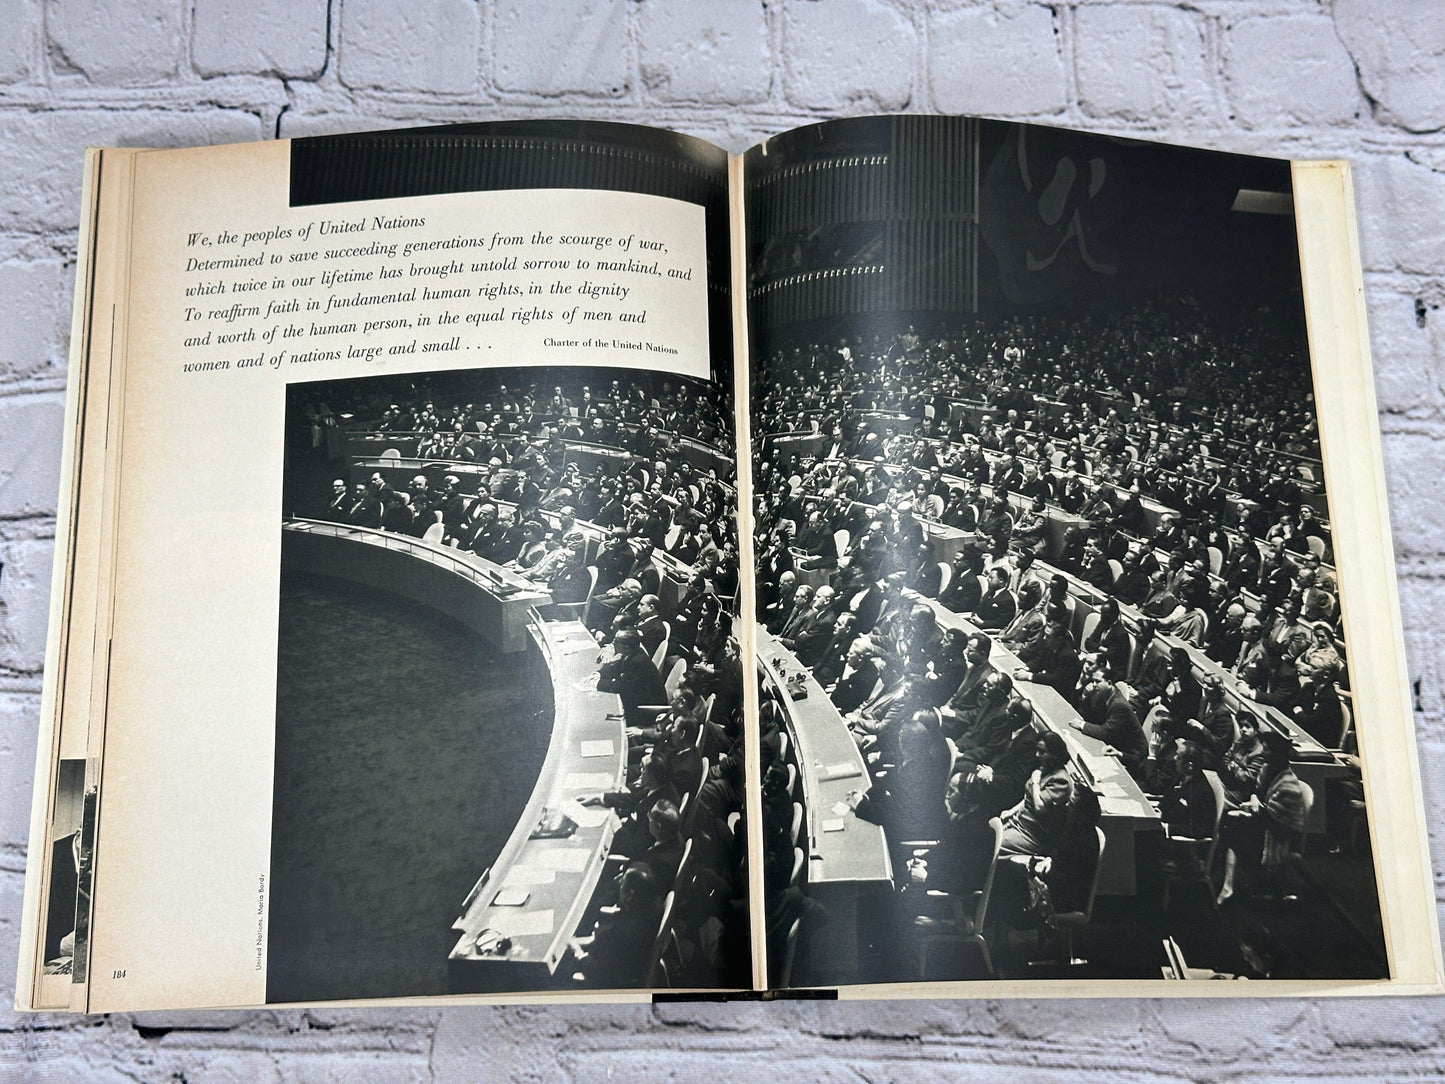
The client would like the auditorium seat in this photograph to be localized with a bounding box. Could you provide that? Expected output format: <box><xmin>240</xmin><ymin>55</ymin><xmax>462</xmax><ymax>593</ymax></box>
<box><xmin>1035</xmin><ymin>827</ymin><xmax>1106</xmax><ymax>970</ymax></box>
<box><xmin>917</xmin><ymin>817</ymin><xmax>1003</xmax><ymax>980</ymax></box>
<box><xmin>1161</xmin><ymin>770</ymin><xmax>1226</xmax><ymax>912</ymax></box>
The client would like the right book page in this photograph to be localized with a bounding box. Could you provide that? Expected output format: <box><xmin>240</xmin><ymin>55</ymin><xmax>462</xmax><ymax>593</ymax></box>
<box><xmin>740</xmin><ymin>115</ymin><xmax>1441</xmax><ymax>994</ymax></box>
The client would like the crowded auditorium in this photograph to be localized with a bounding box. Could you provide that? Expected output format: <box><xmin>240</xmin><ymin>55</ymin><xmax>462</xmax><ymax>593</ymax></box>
<box><xmin>274</xmin><ymin>366</ymin><xmax>748</xmax><ymax>997</ymax></box>
<box><xmin>747</xmin><ymin>117</ymin><xmax>1384</xmax><ymax>985</ymax></box>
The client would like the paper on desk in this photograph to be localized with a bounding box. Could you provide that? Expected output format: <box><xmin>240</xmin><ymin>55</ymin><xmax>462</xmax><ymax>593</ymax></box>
<box><xmin>1096</xmin><ymin>781</ymin><xmax>1129</xmax><ymax>799</ymax></box>
<box><xmin>490</xmin><ymin>908</ymin><xmax>554</xmax><ymax>938</ymax></box>
<box><xmin>580</xmin><ymin>739</ymin><xmax>615</xmax><ymax>758</ymax></box>
<box><xmin>535</xmin><ymin>848</ymin><xmax>591</xmax><ymax>873</ymax></box>
<box><xmin>820</xmin><ymin>762</ymin><xmax>863</xmax><ymax>782</ymax></box>
<box><xmin>502</xmin><ymin>865</ymin><xmax>558</xmax><ymax>887</ymax></box>
<box><xmin>562</xmin><ymin>799</ymin><xmax>611</xmax><ymax>829</ymax></box>
<box><xmin>821</xmin><ymin>818</ymin><xmax>846</xmax><ymax>833</ymax></box>
<box><xmin>564</xmin><ymin>772</ymin><xmax>614</xmax><ymax>790</ymax></box>
<box><xmin>831</xmin><ymin>800</ymin><xmax>852</xmax><ymax>817</ymax></box>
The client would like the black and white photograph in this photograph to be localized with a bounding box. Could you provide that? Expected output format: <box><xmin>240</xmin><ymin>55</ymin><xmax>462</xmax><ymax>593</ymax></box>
<box><xmin>747</xmin><ymin>116</ymin><xmax>1385</xmax><ymax>986</ymax></box>
<box><xmin>271</xmin><ymin>364</ymin><xmax>748</xmax><ymax>999</ymax></box>
<box><xmin>39</xmin><ymin>761</ymin><xmax>96</xmax><ymax>984</ymax></box>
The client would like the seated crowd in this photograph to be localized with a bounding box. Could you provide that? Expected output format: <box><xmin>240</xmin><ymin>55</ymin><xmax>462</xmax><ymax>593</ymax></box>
<box><xmin>309</xmin><ymin>372</ymin><xmax>750</xmax><ymax>989</ymax></box>
<box><xmin>753</xmin><ymin>313</ymin><xmax>1352</xmax><ymax>979</ymax></box>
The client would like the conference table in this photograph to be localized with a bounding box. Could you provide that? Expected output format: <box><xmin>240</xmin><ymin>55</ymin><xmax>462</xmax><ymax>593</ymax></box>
<box><xmin>448</xmin><ymin>615</ymin><xmax>627</xmax><ymax>990</ymax></box>
<box><xmin>1035</xmin><ymin>557</ymin><xmax>1349</xmax><ymax>833</ymax></box>
<box><xmin>755</xmin><ymin>627</ymin><xmax>893</xmax><ymax>977</ymax></box>
<box><xmin>280</xmin><ymin>518</ymin><xmax>551</xmax><ymax>654</ymax></box>
<box><xmin>913</xmin><ymin>596</ymin><xmax>1162</xmax><ymax>896</ymax></box>
<box><xmin>336</xmin><ymin>465</ymin><xmax>701</xmax><ymax>612</ymax></box>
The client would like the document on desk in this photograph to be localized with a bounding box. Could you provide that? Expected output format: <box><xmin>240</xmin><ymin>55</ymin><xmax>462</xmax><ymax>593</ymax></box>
<box><xmin>534</xmin><ymin>848</ymin><xmax>592</xmax><ymax>874</ymax></box>
<box><xmin>563</xmin><ymin>799</ymin><xmax>611</xmax><ymax>829</ymax></box>
<box><xmin>502</xmin><ymin>865</ymin><xmax>559</xmax><ymax>888</ymax></box>
<box><xmin>564</xmin><ymin>772</ymin><xmax>615</xmax><ymax>791</ymax></box>
<box><xmin>491</xmin><ymin>909</ymin><xmax>555</xmax><ymax>939</ymax></box>
<box><xmin>579</xmin><ymin>740</ymin><xmax>615</xmax><ymax>758</ymax></box>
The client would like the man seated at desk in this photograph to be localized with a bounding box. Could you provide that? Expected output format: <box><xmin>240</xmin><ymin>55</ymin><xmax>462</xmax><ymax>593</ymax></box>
<box><xmin>597</xmin><ymin>628</ymin><xmax>667</xmax><ymax>728</ymax></box>
<box><xmin>1074</xmin><ymin>669</ymin><xmax>1149</xmax><ymax>779</ymax></box>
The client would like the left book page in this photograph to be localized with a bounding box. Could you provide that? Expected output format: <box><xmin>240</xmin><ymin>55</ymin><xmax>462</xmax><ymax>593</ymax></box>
<box><xmin>20</xmin><ymin>121</ymin><xmax>750</xmax><ymax>1011</ymax></box>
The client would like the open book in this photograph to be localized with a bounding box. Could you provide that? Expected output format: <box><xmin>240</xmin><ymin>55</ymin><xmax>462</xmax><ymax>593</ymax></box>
<box><xmin>17</xmin><ymin>116</ymin><xmax>1442</xmax><ymax>1011</ymax></box>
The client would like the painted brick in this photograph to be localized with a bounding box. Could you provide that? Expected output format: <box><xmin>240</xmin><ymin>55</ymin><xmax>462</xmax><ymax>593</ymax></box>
<box><xmin>494</xmin><ymin>0</ymin><xmax>631</xmax><ymax>97</ymax></box>
<box><xmin>1075</xmin><ymin>7</ymin><xmax>1213</xmax><ymax>124</ymax></box>
<box><xmin>1222</xmin><ymin>14</ymin><xmax>1364</xmax><ymax>129</ymax></box>
<box><xmin>0</xmin><ymin>693</ymin><xmax>39</xmax><ymax>851</ymax></box>
<box><xmin>277</xmin><ymin>113</ymin><xmax>442</xmax><ymax>139</ymax></box>
<box><xmin>638</xmin><ymin>0</ymin><xmax>770</xmax><ymax>104</ymax></box>
<box><xmin>1353</xmin><ymin>153</ymin><xmax>1445</xmax><ymax>277</ymax></box>
<box><xmin>0</xmin><ymin>109</ymin><xmax>266</xmax><ymax>234</ymax></box>
<box><xmin>1398</xmin><ymin>579</ymin><xmax>1445</xmax><ymax>726</ymax></box>
<box><xmin>929</xmin><ymin>3</ymin><xmax>1067</xmax><ymax>118</ymax></box>
<box><xmin>0</xmin><ymin>259</ymin><xmax>72</xmax><ymax>385</ymax></box>
<box><xmin>0</xmin><ymin>0</ymin><xmax>40</xmax><ymax>83</ymax></box>
<box><xmin>1147</xmin><ymin>998</ymin><xmax>1321</xmax><ymax>1058</ymax></box>
<box><xmin>46</xmin><ymin>0</ymin><xmax>183</xmax><ymax>84</ymax></box>
<box><xmin>1</xmin><ymin>869</ymin><xmax>31</xmax><ymax>1029</ymax></box>
<box><xmin>340</xmin><ymin>0</ymin><xmax>479</xmax><ymax>94</ymax></box>
<box><xmin>1368</xmin><ymin>285</ymin><xmax>1445</xmax><ymax>416</ymax></box>
<box><xmin>429</xmin><ymin>1006</ymin><xmax>584</xmax><ymax>1079</ymax></box>
<box><xmin>1335</xmin><ymin>0</ymin><xmax>1445</xmax><ymax>134</ymax></box>
<box><xmin>1364</xmin><ymin>281</ymin><xmax>1445</xmax><ymax>419</ymax></box>
<box><xmin>1382</xmin><ymin>430</ymin><xmax>1445</xmax><ymax>561</ymax></box>
<box><xmin>0</xmin><ymin>537</ymin><xmax>54</xmax><ymax>675</ymax></box>
<box><xmin>192</xmin><ymin>0</ymin><xmax>329</xmax><ymax>80</ymax></box>
<box><xmin>1000</xmin><ymin>998</ymin><xmax>1148</xmax><ymax>1047</ymax></box>
<box><xmin>783</xmin><ymin>0</ymin><xmax>916</xmax><ymax>112</ymax></box>
<box><xmin>1317</xmin><ymin>987</ymin><xmax>1445</xmax><ymax>1050</ymax></box>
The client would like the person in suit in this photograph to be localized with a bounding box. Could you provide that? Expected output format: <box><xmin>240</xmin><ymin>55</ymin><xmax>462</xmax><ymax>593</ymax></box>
<box><xmin>597</xmin><ymin>628</ymin><xmax>668</xmax><ymax>728</ymax></box>
<box><xmin>1074</xmin><ymin>670</ymin><xmax>1148</xmax><ymax>778</ymax></box>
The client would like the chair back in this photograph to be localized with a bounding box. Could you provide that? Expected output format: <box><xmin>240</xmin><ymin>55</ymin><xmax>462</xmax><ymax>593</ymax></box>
<box><xmin>1336</xmin><ymin>695</ymin><xmax>1353</xmax><ymax>752</ymax></box>
<box><xmin>651</xmin><ymin>621</ymin><xmax>672</xmax><ymax>670</ymax></box>
<box><xmin>1202</xmin><ymin>769</ymin><xmax>1227</xmax><ymax>873</ymax></box>
<box><xmin>663</xmin><ymin>656</ymin><xmax>687</xmax><ymax>699</ymax></box>
<box><xmin>421</xmin><ymin>521</ymin><xmax>445</xmax><ymax>543</ymax></box>
<box><xmin>779</xmin><ymin>916</ymin><xmax>802</xmax><ymax>988</ymax></box>
<box><xmin>581</xmin><ymin>564</ymin><xmax>601</xmax><ymax>626</ymax></box>
<box><xmin>1080</xmin><ymin>826</ymin><xmax>1107</xmax><ymax>922</ymax></box>
<box><xmin>974</xmin><ymin>817</ymin><xmax>1005</xmax><ymax>934</ymax></box>
<box><xmin>834</xmin><ymin>529</ymin><xmax>851</xmax><ymax>558</ymax></box>
<box><xmin>674</xmin><ymin>836</ymin><xmax>695</xmax><ymax>893</ymax></box>
<box><xmin>1206</xmin><ymin>546</ymin><xmax>1224</xmax><ymax>577</ymax></box>
<box><xmin>937</xmin><ymin>562</ymin><xmax>953</xmax><ymax>598</ymax></box>
<box><xmin>645</xmin><ymin>890</ymin><xmax>678</xmax><ymax>986</ymax></box>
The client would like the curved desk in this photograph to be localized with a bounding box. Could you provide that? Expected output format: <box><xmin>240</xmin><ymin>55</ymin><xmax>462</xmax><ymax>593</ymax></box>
<box><xmin>756</xmin><ymin>628</ymin><xmax>893</xmax><ymax>889</ymax></box>
<box><xmin>281</xmin><ymin>519</ymin><xmax>550</xmax><ymax>654</ymax></box>
<box><xmin>448</xmin><ymin>616</ymin><xmax>626</xmax><ymax>989</ymax></box>
<box><xmin>1030</xmin><ymin>557</ymin><xmax>1348</xmax><ymax>833</ymax></box>
<box><xmin>913</xmin><ymin>595</ymin><xmax>1161</xmax><ymax>896</ymax></box>
<box><xmin>756</xmin><ymin>627</ymin><xmax>891</xmax><ymax>980</ymax></box>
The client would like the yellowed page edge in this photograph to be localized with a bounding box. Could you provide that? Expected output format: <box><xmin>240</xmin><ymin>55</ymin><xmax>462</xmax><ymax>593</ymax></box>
<box><xmin>1291</xmin><ymin>158</ymin><xmax>1443</xmax><ymax>992</ymax></box>
<box><xmin>728</xmin><ymin>151</ymin><xmax>767</xmax><ymax>991</ymax></box>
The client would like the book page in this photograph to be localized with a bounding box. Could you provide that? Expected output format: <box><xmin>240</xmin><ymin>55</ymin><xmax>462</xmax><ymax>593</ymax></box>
<box><xmin>76</xmin><ymin>123</ymin><xmax>748</xmax><ymax>1010</ymax></box>
<box><xmin>741</xmin><ymin>116</ymin><xmax>1438</xmax><ymax>995</ymax></box>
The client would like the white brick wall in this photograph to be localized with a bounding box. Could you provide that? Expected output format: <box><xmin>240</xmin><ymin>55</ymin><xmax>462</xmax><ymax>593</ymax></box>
<box><xmin>2</xmin><ymin>0</ymin><xmax>1444</xmax><ymax>1076</ymax></box>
